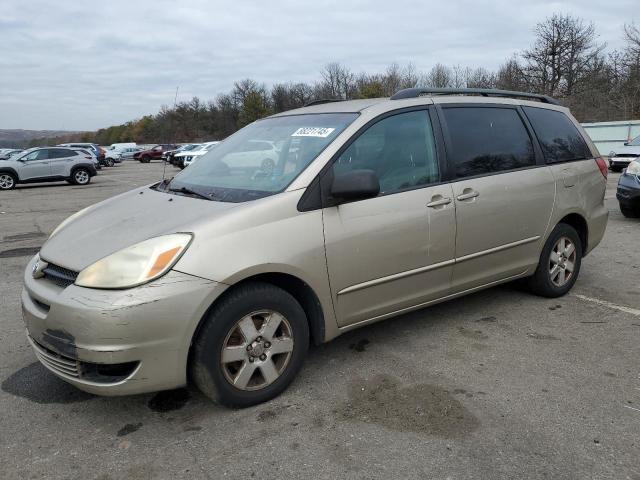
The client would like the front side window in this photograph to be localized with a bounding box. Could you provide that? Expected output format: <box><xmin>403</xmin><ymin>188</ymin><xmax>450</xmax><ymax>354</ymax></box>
<box><xmin>23</xmin><ymin>149</ymin><xmax>48</xmax><ymax>161</ymax></box>
<box><xmin>332</xmin><ymin>110</ymin><xmax>439</xmax><ymax>195</ymax></box>
<box><xmin>164</xmin><ymin>113</ymin><xmax>358</xmax><ymax>202</ymax></box>
<box><xmin>523</xmin><ymin>107</ymin><xmax>591</xmax><ymax>163</ymax></box>
<box><xmin>442</xmin><ymin>107</ymin><xmax>536</xmax><ymax>178</ymax></box>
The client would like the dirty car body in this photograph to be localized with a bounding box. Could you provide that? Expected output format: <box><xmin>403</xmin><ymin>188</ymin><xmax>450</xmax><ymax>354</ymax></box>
<box><xmin>22</xmin><ymin>89</ymin><xmax>608</xmax><ymax>405</ymax></box>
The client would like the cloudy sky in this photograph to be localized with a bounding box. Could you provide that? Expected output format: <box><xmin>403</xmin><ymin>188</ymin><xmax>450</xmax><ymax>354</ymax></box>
<box><xmin>0</xmin><ymin>0</ymin><xmax>637</xmax><ymax>131</ymax></box>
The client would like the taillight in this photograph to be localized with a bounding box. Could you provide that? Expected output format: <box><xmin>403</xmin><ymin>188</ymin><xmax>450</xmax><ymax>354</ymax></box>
<box><xmin>595</xmin><ymin>157</ymin><xmax>608</xmax><ymax>178</ymax></box>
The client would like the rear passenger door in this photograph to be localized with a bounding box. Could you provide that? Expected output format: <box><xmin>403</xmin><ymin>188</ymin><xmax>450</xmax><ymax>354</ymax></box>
<box><xmin>438</xmin><ymin>105</ymin><xmax>555</xmax><ymax>292</ymax></box>
<box><xmin>48</xmin><ymin>149</ymin><xmax>78</xmax><ymax>176</ymax></box>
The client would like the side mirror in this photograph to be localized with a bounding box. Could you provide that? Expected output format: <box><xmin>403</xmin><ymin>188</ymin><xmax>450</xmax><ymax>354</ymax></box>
<box><xmin>330</xmin><ymin>169</ymin><xmax>380</xmax><ymax>201</ymax></box>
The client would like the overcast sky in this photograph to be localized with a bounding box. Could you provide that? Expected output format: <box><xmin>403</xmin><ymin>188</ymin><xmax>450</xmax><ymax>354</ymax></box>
<box><xmin>0</xmin><ymin>0</ymin><xmax>637</xmax><ymax>131</ymax></box>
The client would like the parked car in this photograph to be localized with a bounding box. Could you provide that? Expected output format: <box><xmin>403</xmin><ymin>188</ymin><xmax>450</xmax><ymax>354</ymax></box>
<box><xmin>58</xmin><ymin>143</ymin><xmax>106</xmax><ymax>167</ymax></box>
<box><xmin>21</xmin><ymin>88</ymin><xmax>607</xmax><ymax>407</ymax></box>
<box><xmin>609</xmin><ymin>134</ymin><xmax>640</xmax><ymax>172</ymax></box>
<box><xmin>0</xmin><ymin>149</ymin><xmax>23</xmax><ymax>160</ymax></box>
<box><xmin>134</xmin><ymin>144</ymin><xmax>179</xmax><ymax>163</ymax></box>
<box><xmin>105</xmin><ymin>146</ymin><xmax>140</xmax><ymax>163</ymax></box>
<box><xmin>164</xmin><ymin>144</ymin><xmax>200</xmax><ymax>164</ymax></box>
<box><xmin>616</xmin><ymin>159</ymin><xmax>640</xmax><ymax>217</ymax></box>
<box><xmin>0</xmin><ymin>147</ymin><xmax>97</xmax><ymax>190</ymax></box>
<box><xmin>180</xmin><ymin>142</ymin><xmax>220</xmax><ymax>168</ymax></box>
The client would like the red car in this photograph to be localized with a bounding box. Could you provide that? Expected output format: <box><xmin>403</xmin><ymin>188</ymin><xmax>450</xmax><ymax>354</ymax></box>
<box><xmin>134</xmin><ymin>144</ymin><xmax>179</xmax><ymax>163</ymax></box>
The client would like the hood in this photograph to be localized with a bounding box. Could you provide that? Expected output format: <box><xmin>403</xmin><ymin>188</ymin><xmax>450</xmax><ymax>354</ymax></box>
<box><xmin>40</xmin><ymin>186</ymin><xmax>238</xmax><ymax>272</ymax></box>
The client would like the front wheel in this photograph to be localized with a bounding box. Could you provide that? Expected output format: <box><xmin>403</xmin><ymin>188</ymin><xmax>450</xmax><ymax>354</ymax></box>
<box><xmin>71</xmin><ymin>168</ymin><xmax>91</xmax><ymax>186</ymax></box>
<box><xmin>106</xmin><ymin>158</ymin><xmax>115</xmax><ymax>167</ymax></box>
<box><xmin>191</xmin><ymin>282</ymin><xmax>309</xmax><ymax>407</ymax></box>
<box><xmin>0</xmin><ymin>172</ymin><xmax>17</xmax><ymax>190</ymax></box>
<box><xmin>526</xmin><ymin>223</ymin><xmax>582</xmax><ymax>298</ymax></box>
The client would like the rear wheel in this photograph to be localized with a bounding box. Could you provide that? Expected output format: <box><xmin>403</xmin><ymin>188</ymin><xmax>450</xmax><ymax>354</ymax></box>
<box><xmin>620</xmin><ymin>204</ymin><xmax>640</xmax><ymax>218</ymax></box>
<box><xmin>0</xmin><ymin>172</ymin><xmax>17</xmax><ymax>190</ymax></box>
<box><xmin>191</xmin><ymin>282</ymin><xmax>309</xmax><ymax>407</ymax></box>
<box><xmin>71</xmin><ymin>168</ymin><xmax>91</xmax><ymax>186</ymax></box>
<box><xmin>106</xmin><ymin>158</ymin><xmax>115</xmax><ymax>167</ymax></box>
<box><xmin>526</xmin><ymin>223</ymin><xmax>582</xmax><ymax>298</ymax></box>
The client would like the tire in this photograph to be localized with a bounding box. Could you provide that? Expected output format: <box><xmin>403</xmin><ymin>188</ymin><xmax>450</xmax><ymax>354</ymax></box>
<box><xmin>106</xmin><ymin>158</ymin><xmax>115</xmax><ymax>167</ymax></box>
<box><xmin>141</xmin><ymin>156</ymin><xmax>151</xmax><ymax>163</ymax></box>
<box><xmin>526</xmin><ymin>223</ymin><xmax>582</xmax><ymax>298</ymax></box>
<box><xmin>71</xmin><ymin>168</ymin><xmax>91</xmax><ymax>186</ymax></box>
<box><xmin>620</xmin><ymin>205</ymin><xmax>640</xmax><ymax>218</ymax></box>
<box><xmin>192</xmin><ymin>282</ymin><xmax>309</xmax><ymax>408</ymax></box>
<box><xmin>0</xmin><ymin>172</ymin><xmax>17</xmax><ymax>190</ymax></box>
<box><xmin>261</xmin><ymin>158</ymin><xmax>275</xmax><ymax>175</ymax></box>
<box><xmin>610</xmin><ymin>166</ymin><xmax>623</xmax><ymax>173</ymax></box>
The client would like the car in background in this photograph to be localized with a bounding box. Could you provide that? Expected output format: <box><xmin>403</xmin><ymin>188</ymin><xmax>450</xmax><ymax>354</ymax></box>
<box><xmin>105</xmin><ymin>146</ymin><xmax>141</xmax><ymax>163</ymax></box>
<box><xmin>58</xmin><ymin>143</ymin><xmax>107</xmax><ymax>167</ymax></box>
<box><xmin>0</xmin><ymin>149</ymin><xmax>23</xmax><ymax>160</ymax></box>
<box><xmin>219</xmin><ymin>139</ymin><xmax>278</xmax><ymax>173</ymax></box>
<box><xmin>134</xmin><ymin>144</ymin><xmax>179</xmax><ymax>163</ymax></box>
<box><xmin>617</xmin><ymin>159</ymin><xmax>640</xmax><ymax>217</ymax></box>
<box><xmin>609</xmin><ymin>135</ymin><xmax>640</xmax><ymax>172</ymax></box>
<box><xmin>176</xmin><ymin>142</ymin><xmax>219</xmax><ymax>168</ymax></box>
<box><xmin>0</xmin><ymin>147</ymin><xmax>97</xmax><ymax>190</ymax></box>
<box><xmin>164</xmin><ymin>144</ymin><xmax>201</xmax><ymax>165</ymax></box>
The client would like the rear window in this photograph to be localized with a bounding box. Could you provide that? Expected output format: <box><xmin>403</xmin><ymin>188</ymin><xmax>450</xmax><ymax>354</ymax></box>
<box><xmin>523</xmin><ymin>107</ymin><xmax>591</xmax><ymax>163</ymax></box>
<box><xmin>442</xmin><ymin>107</ymin><xmax>536</xmax><ymax>178</ymax></box>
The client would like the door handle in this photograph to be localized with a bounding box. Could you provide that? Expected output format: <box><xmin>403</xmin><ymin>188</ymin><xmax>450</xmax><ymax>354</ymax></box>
<box><xmin>456</xmin><ymin>189</ymin><xmax>479</xmax><ymax>201</ymax></box>
<box><xmin>427</xmin><ymin>196</ymin><xmax>451</xmax><ymax>208</ymax></box>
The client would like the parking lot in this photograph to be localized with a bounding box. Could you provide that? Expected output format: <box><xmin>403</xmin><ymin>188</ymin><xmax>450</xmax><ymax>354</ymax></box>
<box><xmin>0</xmin><ymin>161</ymin><xmax>638</xmax><ymax>479</ymax></box>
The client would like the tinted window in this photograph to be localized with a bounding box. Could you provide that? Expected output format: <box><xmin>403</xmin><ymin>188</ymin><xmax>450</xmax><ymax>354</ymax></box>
<box><xmin>442</xmin><ymin>107</ymin><xmax>536</xmax><ymax>178</ymax></box>
<box><xmin>24</xmin><ymin>150</ymin><xmax>47</xmax><ymax>161</ymax></box>
<box><xmin>333</xmin><ymin>110</ymin><xmax>439</xmax><ymax>195</ymax></box>
<box><xmin>523</xmin><ymin>107</ymin><xmax>591</xmax><ymax>163</ymax></box>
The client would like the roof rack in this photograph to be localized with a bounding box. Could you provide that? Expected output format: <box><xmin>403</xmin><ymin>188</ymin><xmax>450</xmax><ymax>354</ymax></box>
<box><xmin>390</xmin><ymin>88</ymin><xmax>561</xmax><ymax>106</ymax></box>
<box><xmin>304</xmin><ymin>98</ymin><xmax>344</xmax><ymax>107</ymax></box>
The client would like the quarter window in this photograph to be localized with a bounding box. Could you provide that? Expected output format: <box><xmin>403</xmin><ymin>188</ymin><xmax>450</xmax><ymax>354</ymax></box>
<box><xmin>523</xmin><ymin>107</ymin><xmax>591</xmax><ymax>163</ymax></box>
<box><xmin>333</xmin><ymin>110</ymin><xmax>439</xmax><ymax>195</ymax></box>
<box><xmin>442</xmin><ymin>107</ymin><xmax>536</xmax><ymax>178</ymax></box>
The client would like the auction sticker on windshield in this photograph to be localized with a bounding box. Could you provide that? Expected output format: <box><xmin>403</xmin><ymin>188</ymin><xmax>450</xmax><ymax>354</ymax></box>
<box><xmin>291</xmin><ymin>127</ymin><xmax>336</xmax><ymax>137</ymax></box>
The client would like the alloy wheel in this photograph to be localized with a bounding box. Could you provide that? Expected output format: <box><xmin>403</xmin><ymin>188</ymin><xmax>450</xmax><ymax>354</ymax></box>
<box><xmin>74</xmin><ymin>170</ymin><xmax>89</xmax><ymax>184</ymax></box>
<box><xmin>0</xmin><ymin>174</ymin><xmax>15</xmax><ymax>190</ymax></box>
<box><xmin>220</xmin><ymin>310</ymin><xmax>294</xmax><ymax>391</ymax></box>
<box><xmin>549</xmin><ymin>236</ymin><xmax>576</xmax><ymax>287</ymax></box>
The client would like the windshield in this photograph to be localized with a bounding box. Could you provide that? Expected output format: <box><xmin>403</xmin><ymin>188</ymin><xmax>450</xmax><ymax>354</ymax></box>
<box><xmin>629</xmin><ymin>135</ymin><xmax>640</xmax><ymax>146</ymax></box>
<box><xmin>163</xmin><ymin>113</ymin><xmax>357</xmax><ymax>202</ymax></box>
<box><xmin>180</xmin><ymin>144</ymin><xmax>200</xmax><ymax>151</ymax></box>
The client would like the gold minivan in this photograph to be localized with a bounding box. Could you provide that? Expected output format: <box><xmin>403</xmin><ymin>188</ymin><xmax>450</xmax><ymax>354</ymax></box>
<box><xmin>22</xmin><ymin>89</ymin><xmax>609</xmax><ymax>406</ymax></box>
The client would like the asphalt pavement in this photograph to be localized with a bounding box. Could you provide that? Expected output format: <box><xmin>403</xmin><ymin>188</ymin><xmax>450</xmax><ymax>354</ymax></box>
<box><xmin>0</xmin><ymin>161</ymin><xmax>638</xmax><ymax>479</ymax></box>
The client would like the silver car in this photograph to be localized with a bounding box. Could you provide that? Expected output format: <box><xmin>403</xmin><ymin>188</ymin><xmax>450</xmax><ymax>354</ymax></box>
<box><xmin>0</xmin><ymin>147</ymin><xmax>97</xmax><ymax>190</ymax></box>
<box><xmin>21</xmin><ymin>88</ymin><xmax>608</xmax><ymax>406</ymax></box>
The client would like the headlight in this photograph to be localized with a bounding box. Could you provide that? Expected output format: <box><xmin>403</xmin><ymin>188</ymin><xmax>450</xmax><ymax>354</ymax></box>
<box><xmin>626</xmin><ymin>160</ymin><xmax>640</xmax><ymax>176</ymax></box>
<box><xmin>609</xmin><ymin>151</ymin><xmax>616</xmax><ymax>158</ymax></box>
<box><xmin>75</xmin><ymin>233</ymin><xmax>192</xmax><ymax>289</ymax></box>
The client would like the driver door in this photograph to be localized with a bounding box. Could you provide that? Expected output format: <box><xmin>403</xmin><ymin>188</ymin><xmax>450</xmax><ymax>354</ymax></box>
<box><xmin>19</xmin><ymin>149</ymin><xmax>52</xmax><ymax>180</ymax></box>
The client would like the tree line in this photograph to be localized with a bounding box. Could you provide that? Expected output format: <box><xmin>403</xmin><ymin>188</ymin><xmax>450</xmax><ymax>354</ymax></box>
<box><xmin>30</xmin><ymin>14</ymin><xmax>640</xmax><ymax>147</ymax></box>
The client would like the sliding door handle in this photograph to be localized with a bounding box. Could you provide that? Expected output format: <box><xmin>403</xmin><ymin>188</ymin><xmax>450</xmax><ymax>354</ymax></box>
<box><xmin>427</xmin><ymin>196</ymin><xmax>452</xmax><ymax>208</ymax></box>
<box><xmin>456</xmin><ymin>189</ymin><xmax>479</xmax><ymax>201</ymax></box>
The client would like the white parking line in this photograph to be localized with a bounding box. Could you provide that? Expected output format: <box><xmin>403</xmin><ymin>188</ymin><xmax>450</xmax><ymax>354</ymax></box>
<box><xmin>573</xmin><ymin>295</ymin><xmax>640</xmax><ymax>317</ymax></box>
<box><xmin>624</xmin><ymin>405</ymin><xmax>640</xmax><ymax>413</ymax></box>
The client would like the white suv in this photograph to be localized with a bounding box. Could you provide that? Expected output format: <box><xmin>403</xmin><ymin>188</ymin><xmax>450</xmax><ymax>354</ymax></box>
<box><xmin>0</xmin><ymin>147</ymin><xmax>97</xmax><ymax>190</ymax></box>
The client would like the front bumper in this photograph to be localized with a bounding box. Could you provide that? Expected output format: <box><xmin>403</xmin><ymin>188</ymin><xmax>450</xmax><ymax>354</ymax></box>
<box><xmin>616</xmin><ymin>174</ymin><xmax>640</xmax><ymax>208</ymax></box>
<box><xmin>22</xmin><ymin>255</ymin><xmax>227</xmax><ymax>396</ymax></box>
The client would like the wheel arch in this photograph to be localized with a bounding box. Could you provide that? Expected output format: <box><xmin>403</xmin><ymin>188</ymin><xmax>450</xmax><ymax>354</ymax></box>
<box><xmin>0</xmin><ymin>167</ymin><xmax>19</xmax><ymax>179</ymax></box>
<box><xmin>557</xmin><ymin>212</ymin><xmax>588</xmax><ymax>255</ymax></box>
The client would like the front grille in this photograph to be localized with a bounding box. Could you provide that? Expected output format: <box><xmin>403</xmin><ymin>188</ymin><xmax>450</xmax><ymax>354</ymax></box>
<box><xmin>614</xmin><ymin>154</ymin><xmax>639</xmax><ymax>158</ymax></box>
<box><xmin>29</xmin><ymin>337</ymin><xmax>79</xmax><ymax>378</ymax></box>
<box><xmin>42</xmin><ymin>263</ymin><xmax>78</xmax><ymax>288</ymax></box>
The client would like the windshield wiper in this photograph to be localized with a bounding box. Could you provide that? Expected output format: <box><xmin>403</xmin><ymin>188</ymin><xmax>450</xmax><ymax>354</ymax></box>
<box><xmin>169</xmin><ymin>186</ymin><xmax>213</xmax><ymax>200</ymax></box>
